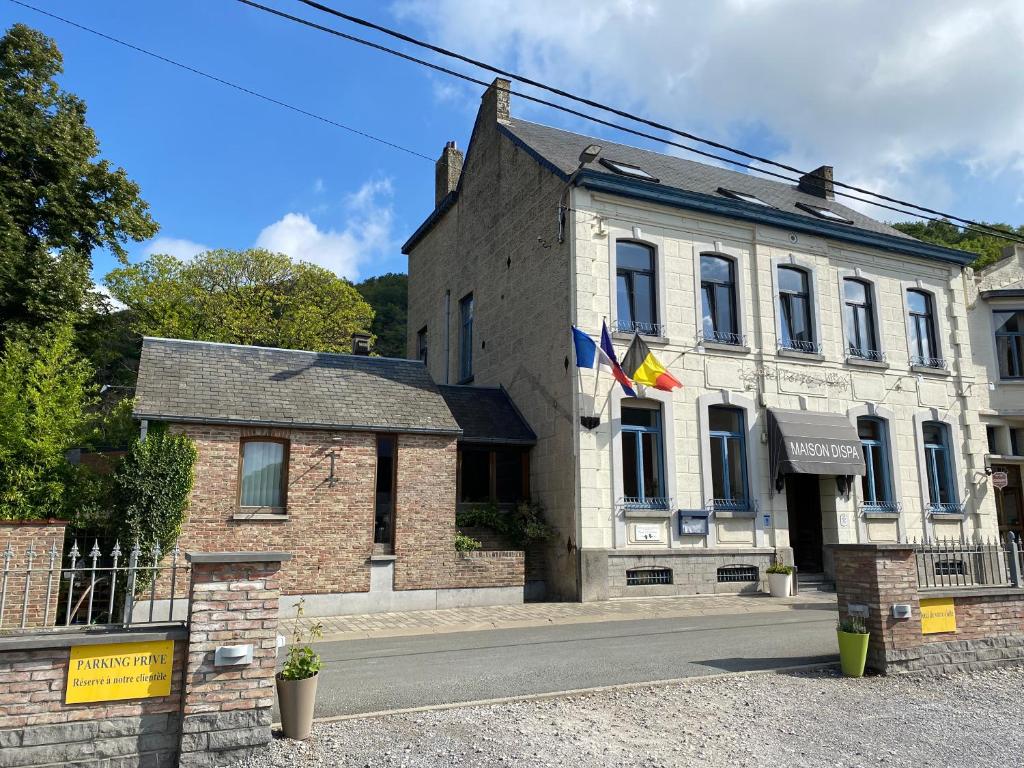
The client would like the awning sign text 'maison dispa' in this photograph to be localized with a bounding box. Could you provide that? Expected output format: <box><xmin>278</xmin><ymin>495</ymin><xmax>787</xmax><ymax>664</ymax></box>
<box><xmin>787</xmin><ymin>440</ymin><xmax>861</xmax><ymax>461</ymax></box>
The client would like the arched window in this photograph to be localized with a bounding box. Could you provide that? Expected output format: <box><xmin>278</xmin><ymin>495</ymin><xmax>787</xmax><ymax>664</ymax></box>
<box><xmin>615</xmin><ymin>241</ymin><xmax>659</xmax><ymax>335</ymax></box>
<box><xmin>777</xmin><ymin>266</ymin><xmax>815</xmax><ymax>352</ymax></box>
<box><xmin>620</xmin><ymin>403</ymin><xmax>667</xmax><ymax>509</ymax></box>
<box><xmin>922</xmin><ymin>421</ymin><xmax>958</xmax><ymax>513</ymax></box>
<box><xmin>857</xmin><ymin>417</ymin><xmax>893</xmax><ymax>510</ymax></box>
<box><xmin>907</xmin><ymin>290</ymin><xmax>942</xmax><ymax>368</ymax></box>
<box><xmin>708</xmin><ymin>406</ymin><xmax>748</xmax><ymax>510</ymax></box>
<box><xmin>843</xmin><ymin>278</ymin><xmax>881</xmax><ymax>361</ymax></box>
<box><xmin>700</xmin><ymin>254</ymin><xmax>740</xmax><ymax>345</ymax></box>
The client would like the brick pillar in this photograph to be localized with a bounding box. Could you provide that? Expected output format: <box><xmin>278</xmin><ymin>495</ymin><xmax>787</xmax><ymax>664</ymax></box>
<box><xmin>178</xmin><ymin>552</ymin><xmax>291</xmax><ymax>767</ymax></box>
<box><xmin>831</xmin><ymin>543</ymin><xmax>922</xmax><ymax>674</ymax></box>
<box><xmin>0</xmin><ymin>520</ymin><xmax>67</xmax><ymax>628</ymax></box>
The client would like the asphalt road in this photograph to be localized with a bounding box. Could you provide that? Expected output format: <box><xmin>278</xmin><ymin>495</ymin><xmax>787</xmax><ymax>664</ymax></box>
<box><xmin>277</xmin><ymin>601</ymin><xmax>838</xmax><ymax>720</ymax></box>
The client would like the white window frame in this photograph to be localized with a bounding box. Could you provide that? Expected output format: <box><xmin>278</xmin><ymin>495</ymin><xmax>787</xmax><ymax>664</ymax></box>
<box><xmin>771</xmin><ymin>254</ymin><xmax>823</xmax><ymax>357</ymax></box>
<box><xmin>837</xmin><ymin>268</ymin><xmax>887</xmax><ymax>365</ymax></box>
<box><xmin>692</xmin><ymin>241</ymin><xmax>750</xmax><ymax>350</ymax></box>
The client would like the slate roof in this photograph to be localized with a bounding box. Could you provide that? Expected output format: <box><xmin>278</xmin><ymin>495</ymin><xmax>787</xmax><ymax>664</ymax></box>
<box><xmin>438</xmin><ymin>385</ymin><xmax>536</xmax><ymax>445</ymax></box>
<box><xmin>503</xmin><ymin>118</ymin><xmax>910</xmax><ymax>239</ymax></box>
<box><xmin>134</xmin><ymin>338</ymin><xmax>461</xmax><ymax>435</ymax></box>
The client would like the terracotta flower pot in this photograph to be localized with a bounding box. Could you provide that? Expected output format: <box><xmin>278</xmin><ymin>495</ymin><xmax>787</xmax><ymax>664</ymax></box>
<box><xmin>767</xmin><ymin>571</ymin><xmax>792</xmax><ymax>597</ymax></box>
<box><xmin>276</xmin><ymin>673</ymin><xmax>318</xmax><ymax>740</ymax></box>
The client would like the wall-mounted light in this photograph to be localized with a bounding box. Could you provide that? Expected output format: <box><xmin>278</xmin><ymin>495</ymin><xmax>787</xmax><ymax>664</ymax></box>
<box><xmin>558</xmin><ymin>144</ymin><xmax>603</xmax><ymax>244</ymax></box>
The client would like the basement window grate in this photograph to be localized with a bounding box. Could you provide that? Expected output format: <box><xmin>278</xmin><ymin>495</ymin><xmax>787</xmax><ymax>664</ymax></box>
<box><xmin>626</xmin><ymin>567</ymin><xmax>673</xmax><ymax>586</ymax></box>
<box><xmin>933</xmin><ymin>560</ymin><xmax>967</xmax><ymax>577</ymax></box>
<box><xmin>717</xmin><ymin>564</ymin><xmax>759</xmax><ymax>583</ymax></box>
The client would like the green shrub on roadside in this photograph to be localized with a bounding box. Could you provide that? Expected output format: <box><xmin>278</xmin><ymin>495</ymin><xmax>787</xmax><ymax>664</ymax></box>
<box><xmin>455</xmin><ymin>531</ymin><xmax>483</xmax><ymax>552</ymax></box>
<box><xmin>455</xmin><ymin>500</ymin><xmax>554</xmax><ymax>548</ymax></box>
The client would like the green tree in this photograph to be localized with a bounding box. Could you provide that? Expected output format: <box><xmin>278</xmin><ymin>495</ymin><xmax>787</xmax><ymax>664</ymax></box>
<box><xmin>356</xmin><ymin>272</ymin><xmax>407</xmax><ymax>357</ymax></box>
<box><xmin>893</xmin><ymin>219</ymin><xmax>1024</xmax><ymax>270</ymax></box>
<box><xmin>0</xmin><ymin>324</ymin><xmax>98</xmax><ymax>520</ymax></box>
<box><xmin>105</xmin><ymin>248</ymin><xmax>375</xmax><ymax>352</ymax></box>
<box><xmin>0</xmin><ymin>24</ymin><xmax>157</xmax><ymax>338</ymax></box>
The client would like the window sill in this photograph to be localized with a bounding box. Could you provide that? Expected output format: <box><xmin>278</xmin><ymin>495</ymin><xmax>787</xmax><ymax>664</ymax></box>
<box><xmin>369</xmin><ymin>554</ymin><xmax>397</xmax><ymax>562</ymax></box>
<box><xmin>861</xmin><ymin>510</ymin><xmax>900</xmax><ymax>520</ymax></box>
<box><xmin>613</xmin><ymin>332</ymin><xmax>670</xmax><ymax>345</ymax></box>
<box><xmin>622</xmin><ymin>507</ymin><xmax>674</xmax><ymax>519</ymax></box>
<box><xmin>845</xmin><ymin>357</ymin><xmax>889</xmax><ymax>370</ymax></box>
<box><xmin>778</xmin><ymin>348</ymin><xmax>825</xmax><ymax>362</ymax></box>
<box><xmin>712</xmin><ymin>508</ymin><xmax>757</xmax><ymax>519</ymax></box>
<box><xmin>910</xmin><ymin>365</ymin><xmax>951</xmax><ymax>377</ymax></box>
<box><xmin>457</xmin><ymin>376</ymin><xmax>475</xmax><ymax>385</ymax></box>
<box><xmin>702</xmin><ymin>341</ymin><xmax>751</xmax><ymax>354</ymax></box>
<box><xmin>995</xmin><ymin>379</ymin><xmax>1024</xmax><ymax>386</ymax></box>
<box><xmin>232</xmin><ymin>512</ymin><xmax>288</xmax><ymax>522</ymax></box>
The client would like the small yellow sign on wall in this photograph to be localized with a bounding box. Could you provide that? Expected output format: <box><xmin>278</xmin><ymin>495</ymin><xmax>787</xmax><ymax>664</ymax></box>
<box><xmin>66</xmin><ymin>640</ymin><xmax>173</xmax><ymax>704</ymax></box>
<box><xmin>920</xmin><ymin>597</ymin><xmax>957</xmax><ymax>635</ymax></box>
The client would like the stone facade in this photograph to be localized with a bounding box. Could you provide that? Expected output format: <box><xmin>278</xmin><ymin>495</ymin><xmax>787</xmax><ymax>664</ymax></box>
<box><xmin>833</xmin><ymin>543</ymin><xmax>1024</xmax><ymax>674</ymax></box>
<box><xmin>0</xmin><ymin>521</ymin><xmax>67</xmax><ymax>629</ymax></box>
<box><xmin>405</xmin><ymin>78</ymin><xmax>997</xmax><ymax>601</ymax></box>
<box><xmin>171</xmin><ymin>423</ymin><xmax>524</xmax><ymax>614</ymax></box>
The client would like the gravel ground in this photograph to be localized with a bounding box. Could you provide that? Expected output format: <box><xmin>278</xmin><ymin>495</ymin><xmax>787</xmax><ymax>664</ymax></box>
<box><xmin>234</xmin><ymin>667</ymin><xmax>1024</xmax><ymax>768</ymax></box>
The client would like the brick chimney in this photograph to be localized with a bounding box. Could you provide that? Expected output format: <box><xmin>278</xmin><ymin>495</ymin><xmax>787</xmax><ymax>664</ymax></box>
<box><xmin>435</xmin><ymin>141</ymin><xmax>463</xmax><ymax>207</ymax></box>
<box><xmin>351</xmin><ymin>332</ymin><xmax>371</xmax><ymax>356</ymax></box>
<box><xmin>798</xmin><ymin>165</ymin><xmax>834</xmax><ymax>200</ymax></box>
<box><xmin>482</xmin><ymin>77</ymin><xmax>511</xmax><ymax>124</ymax></box>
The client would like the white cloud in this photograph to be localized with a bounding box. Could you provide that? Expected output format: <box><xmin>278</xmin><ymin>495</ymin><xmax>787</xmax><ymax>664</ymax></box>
<box><xmin>395</xmin><ymin>0</ymin><xmax>1024</xmax><ymax>218</ymax></box>
<box><xmin>142</xmin><ymin>236</ymin><xmax>210</xmax><ymax>261</ymax></box>
<box><xmin>255</xmin><ymin>177</ymin><xmax>395</xmax><ymax>280</ymax></box>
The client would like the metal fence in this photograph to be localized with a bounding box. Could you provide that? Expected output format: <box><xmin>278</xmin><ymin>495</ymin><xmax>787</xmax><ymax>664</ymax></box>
<box><xmin>0</xmin><ymin>539</ymin><xmax>189</xmax><ymax>632</ymax></box>
<box><xmin>912</xmin><ymin>536</ymin><xmax>1020</xmax><ymax>590</ymax></box>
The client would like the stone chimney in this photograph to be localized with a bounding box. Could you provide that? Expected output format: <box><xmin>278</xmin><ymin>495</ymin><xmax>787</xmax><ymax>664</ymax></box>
<box><xmin>482</xmin><ymin>77</ymin><xmax>511</xmax><ymax>125</ymax></box>
<box><xmin>435</xmin><ymin>141</ymin><xmax>463</xmax><ymax>207</ymax></box>
<box><xmin>798</xmin><ymin>165</ymin><xmax>835</xmax><ymax>200</ymax></box>
<box><xmin>351</xmin><ymin>332</ymin><xmax>371</xmax><ymax>356</ymax></box>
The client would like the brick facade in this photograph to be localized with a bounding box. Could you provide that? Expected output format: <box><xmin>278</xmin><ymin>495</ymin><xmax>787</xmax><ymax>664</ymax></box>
<box><xmin>172</xmin><ymin>424</ymin><xmax>523</xmax><ymax>599</ymax></box>
<box><xmin>0</xmin><ymin>521</ymin><xmax>67</xmax><ymax>629</ymax></box>
<box><xmin>833</xmin><ymin>543</ymin><xmax>1024</xmax><ymax>674</ymax></box>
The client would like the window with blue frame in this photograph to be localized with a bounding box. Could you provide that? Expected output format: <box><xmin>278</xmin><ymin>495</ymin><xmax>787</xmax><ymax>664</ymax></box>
<box><xmin>923</xmin><ymin>421</ymin><xmax>958</xmax><ymax>512</ymax></box>
<box><xmin>700</xmin><ymin>254</ymin><xmax>740</xmax><ymax>345</ymax></box>
<box><xmin>708</xmin><ymin>406</ymin><xmax>748</xmax><ymax>510</ymax></box>
<box><xmin>995</xmin><ymin>310</ymin><xmax>1024</xmax><ymax>379</ymax></box>
<box><xmin>616</xmin><ymin>241</ymin><xmax>659</xmax><ymax>335</ymax></box>
<box><xmin>857</xmin><ymin>417</ymin><xmax>894</xmax><ymax>510</ymax></box>
<box><xmin>620</xmin><ymin>404</ymin><xmax>666</xmax><ymax>508</ymax></box>
<box><xmin>458</xmin><ymin>293</ymin><xmax>473</xmax><ymax>382</ymax></box>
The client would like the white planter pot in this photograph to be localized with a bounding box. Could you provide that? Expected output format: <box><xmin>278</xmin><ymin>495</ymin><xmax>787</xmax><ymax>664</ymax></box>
<box><xmin>767</xmin><ymin>572</ymin><xmax>792</xmax><ymax>598</ymax></box>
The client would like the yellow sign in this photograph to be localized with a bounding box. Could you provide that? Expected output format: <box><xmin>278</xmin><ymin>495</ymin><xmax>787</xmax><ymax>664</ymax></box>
<box><xmin>66</xmin><ymin>640</ymin><xmax>173</xmax><ymax>704</ymax></box>
<box><xmin>920</xmin><ymin>597</ymin><xmax>957</xmax><ymax>635</ymax></box>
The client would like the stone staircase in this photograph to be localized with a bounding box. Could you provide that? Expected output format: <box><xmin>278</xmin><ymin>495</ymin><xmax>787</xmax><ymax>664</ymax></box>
<box><xmin>797</xmin><ymin>571</ymin><xmax>836</xmax><ymax>593</ymax></box>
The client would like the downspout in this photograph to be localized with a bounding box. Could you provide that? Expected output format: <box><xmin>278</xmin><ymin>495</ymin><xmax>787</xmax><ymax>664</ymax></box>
<box><xmin>443</xmin><ymin>289</ymin><xmax>451</xmax><ymax>384</ymax></box>
<box><xmin>568</xmin><ymin>186</ymin><xmax>584</xmax><ymax>601</ymax></box>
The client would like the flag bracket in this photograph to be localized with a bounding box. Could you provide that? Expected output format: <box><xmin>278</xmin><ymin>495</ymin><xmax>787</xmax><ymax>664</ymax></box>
<box><xmin>580</xmin><ymin>416</ymin><xmax>601</xmax><ymax>430</ymax></box>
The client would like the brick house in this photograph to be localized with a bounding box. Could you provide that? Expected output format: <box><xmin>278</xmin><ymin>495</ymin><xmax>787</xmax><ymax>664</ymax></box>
<box><xmin>404</xmin><ymin>78</ymin><xmax>999</xmax><ymax>601</ymax></box>
<box><xmin>133</xmin><ymin>337</ymin><xmax>528</xmax><ymax>616</ymax></box>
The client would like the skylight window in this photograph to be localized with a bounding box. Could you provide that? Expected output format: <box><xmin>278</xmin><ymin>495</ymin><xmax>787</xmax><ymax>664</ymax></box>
<box><xmin>795</xmin><ymin>202</ymin><xmax>854</xmax><ymax>224</ymax></box>
<box><xmin>718</xmin><ymin>188</ymin><xmax>772</xmax><ymax>207</ymax></box>
<box><xmin>599</xmin><ymin>158</ymin><xmax>659</xmax><ymax>182</ymax></box>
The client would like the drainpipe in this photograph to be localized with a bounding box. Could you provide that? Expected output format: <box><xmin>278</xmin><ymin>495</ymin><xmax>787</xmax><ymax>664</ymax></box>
<box><xmin>443</xmin><ymin>289</ymin><xmax>451</xmax><ymax>384</ymax></box>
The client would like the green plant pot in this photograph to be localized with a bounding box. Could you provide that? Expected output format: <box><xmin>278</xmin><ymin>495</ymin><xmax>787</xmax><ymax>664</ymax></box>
<box><xmin>837</xmin><ymin>629</ymin><xmax>869</xmax><ymax>678</ymax></box>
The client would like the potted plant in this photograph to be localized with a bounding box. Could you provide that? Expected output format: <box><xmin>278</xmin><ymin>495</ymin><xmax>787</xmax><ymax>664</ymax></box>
<box><xmin>836</xmin><ymin>616</ymin><xmax>870</xmax><ymax>678</ymax></box>
<box><xmin>276</xmin><ymin>599</ymin><xmax>324</xmax><ymax>740</ymax></box>
<box><xmin>765</xmin><ymin>561</ymin><xmax>794</xmax><ymax>597</ymax></box>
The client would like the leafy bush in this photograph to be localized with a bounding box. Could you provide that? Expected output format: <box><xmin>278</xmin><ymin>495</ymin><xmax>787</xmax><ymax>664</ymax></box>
<box><xmin>766</xmin><ymin>562</ymin><xmax>794</xmax><ymax>575</ymax></box>
<box><xmin>455</xmin><ymin>501</ymin><xmax>554</xmax><ymax>549</ymax></box>
<box><xmin>455</xmin><ymin>531</ymin><xmax>482</xmax><ymax>552</ymax></box>
<box><xmin>838</xmin><ymin>616</ymin><xmax>868</xmax><ymax>634</ymax></box>
<box><xmin>279</xmin><ymin>599</ymin><xmax>323</xmax><ymax>681</ymax></box>
<box><xmin>110</xmin><ymin>428</ymin><xmax>197</xmax><ymax>559</ymax></box>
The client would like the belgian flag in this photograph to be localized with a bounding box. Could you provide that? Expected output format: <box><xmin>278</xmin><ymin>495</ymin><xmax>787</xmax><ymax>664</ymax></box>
<box><xmin>621</xmin><ymin>334</ymin><xmax>682</xmax><ymax>392</ymax></box>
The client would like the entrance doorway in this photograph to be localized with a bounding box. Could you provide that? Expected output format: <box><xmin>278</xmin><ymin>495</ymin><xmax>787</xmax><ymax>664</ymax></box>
<box><xmin>786</xmin><ymin>474</ymin><xmax>823</xmax><ymax>573</ymax></box>
<box><xmin>994</xmin><ymin>464</ymin><xmax>1024</xmax><ymax>542</ymax></box>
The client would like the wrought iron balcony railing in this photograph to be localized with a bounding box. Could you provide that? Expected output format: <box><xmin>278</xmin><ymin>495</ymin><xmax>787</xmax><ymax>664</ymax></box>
<box><xmin>860</xmin><ymin>501</ymin><xmax>903</xmax><ymax>514</ymax></box>
<box><xmin>614</xmin><ymin>319</ymin><xmax>667</xmax><ymax>337</ymax></box>
<box><xmin>928</xmin><ymin>501</ymin><xmax>966</xmax><ymax>515</ymax></box>
<box><xmin>698</xmin><ymin>330</ymin><xmax>747</xmax><ymax>347</ymax></box>
<box><xmin>618</xmin><ymin>496</ymin><xmax>672</xmax><ymax>510</ymax></box>
<box><xmin>708</xmin><ymin>497</ymin><xmax>752</xmax><ymax>512</ymax></box>
<box><xmin>910</xmin><ymin>354</ymin><xmax>948</xmax><ymax>370</ymax></box>
<box><xmin>778</xmin><ymin>338</ymin><xmax>823</xmax><ymax>355</ymax></box>
<box><xmin>847</xmin><ymin>347</ymin><xmax>886</xmax><ymax>363</ymax></box>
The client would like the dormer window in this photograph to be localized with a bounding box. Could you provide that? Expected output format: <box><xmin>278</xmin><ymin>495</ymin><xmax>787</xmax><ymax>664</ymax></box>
<box><xmin>717</xmin><ymin>188</ymin><xmax>771</xmax><ymax>207</ymax></box>
<box><xmin>795</xmin><ymin>202</ymin><xmax>853</xmax><ymax>224</ymax></box>
<box><xmin>599</xmin><ymin>158</ymin><xmax>659</xmax><ymax>182</ymax></box>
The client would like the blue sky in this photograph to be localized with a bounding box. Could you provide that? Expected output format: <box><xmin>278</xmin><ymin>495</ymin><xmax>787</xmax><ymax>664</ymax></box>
<box><xmin>3</xmin><ymin>1</ymin><xmax>1023</xmax><ymax>286</ymax></box>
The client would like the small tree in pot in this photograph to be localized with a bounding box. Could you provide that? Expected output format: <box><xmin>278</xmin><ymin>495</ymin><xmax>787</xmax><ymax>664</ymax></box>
<box><xmin>277</xmin><ymin>599</ymin><xmax>323</xmax><ymax>740</ymax></box>
<box><xmin>765</xmin><ymin>560</ymin><xmax>794</xmax><ymax>597</ymax></box>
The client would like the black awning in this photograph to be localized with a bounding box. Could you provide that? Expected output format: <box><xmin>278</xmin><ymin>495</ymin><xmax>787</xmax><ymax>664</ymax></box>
<box><xmin>768</xmin><ymin>408</ymin><xmax>866</xmax><ymax>489</ymax></box>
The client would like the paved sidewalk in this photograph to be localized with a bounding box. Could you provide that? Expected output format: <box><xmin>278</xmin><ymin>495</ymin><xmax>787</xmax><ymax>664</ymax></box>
<box><xmin>282</xmin><ymin>590</ymin><xmax>836</xmax><ymax>642</ymax></box>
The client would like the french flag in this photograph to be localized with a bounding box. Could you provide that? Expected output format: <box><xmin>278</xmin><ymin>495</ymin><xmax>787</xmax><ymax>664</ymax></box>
<box><xmin>571</xmin><ymin>324</ymin><xmax>635</xmax><ymax>397</ymax></box>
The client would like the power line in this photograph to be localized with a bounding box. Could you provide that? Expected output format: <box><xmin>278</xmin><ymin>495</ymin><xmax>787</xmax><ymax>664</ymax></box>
<box><xmin>290</xmin><ymin>0</ymin><xmax>1024</xmax><ymax>246</ymax></box>
<box><xmin>6</xmin><ymin>0</ymin><xmax>434</xmax><ymax>162</ymax></box>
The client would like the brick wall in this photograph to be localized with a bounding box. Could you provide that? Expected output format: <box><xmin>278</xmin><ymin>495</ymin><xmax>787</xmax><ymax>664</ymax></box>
<box><xmin>833</xmin><ymin>543</ymin><xmax>1024</xmax><ymax>674</ymax></box>
<box><xmin>174</xmin><ymin>425</ymin><xmax>522</xmax><ymax>598</ymax></box>
<box><xmin>0</xmin><ymin>635</ymin><xmax>186</xmax><ymax>767</ymax></box>
<box><xmin>453</xmin><ymin>550</ymin><xmax>525</xmax><ymax>587</ymax></box>
<box><xmin>0</xmin><ymin>521</ymin><xmax>67</xmax><ymax>629</ymax></box>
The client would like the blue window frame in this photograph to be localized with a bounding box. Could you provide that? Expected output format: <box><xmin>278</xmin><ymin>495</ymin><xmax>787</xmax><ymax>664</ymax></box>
<box><xmin>620</xmin><ymin>404</ymin><xmax>667</xmax><ymax>508</ymax></box>
<box><xmin>458</xmin><ymin>293</ymin><xmax>473</xmax><ymax>383</ymax></box>
<box><xmin>700</xmin><ymin>254</ymin><xmax>741</xmax><ymax>345</ymax></box>
<box><xmin>995</xmin><ymin>310</ymin><xmax>1024</xmax><ymax>379</ymax></box>
<box><xmin>858</xmin><ymin>417</ymin><xmax>894</xmax><ymax>510</ymax></box>
<box><xmin>615</xmin><ymin>241</ymin><xmax>659</xmax><ymax>335</ymax></box>
<box><xmin>923</xmin><ymin>421</ymin><xmax>958</xmax><ymax>512</ymax></box>
<box><xmin>708</xmin><ymin>406</ymin><xmax>748</xmax><ymax>510</ymax></box>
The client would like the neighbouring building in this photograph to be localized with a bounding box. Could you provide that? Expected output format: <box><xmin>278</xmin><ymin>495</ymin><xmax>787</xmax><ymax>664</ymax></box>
<box><xmin>968</xmin><ymin>244</ymin><xmax>1024</xmax><ymax>541</ymax></box>
<box><xmin>133</xmin><ymin>336</ymin><xmax>528</xmax><ymax>616</ymax></box>
<box><xmin>404</xmin><ymin>78</ymin><xmax>1000</xmax><ymax>600</ymax></box>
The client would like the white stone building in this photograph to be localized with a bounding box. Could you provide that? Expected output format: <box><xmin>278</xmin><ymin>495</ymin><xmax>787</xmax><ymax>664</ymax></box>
<box><xmin>405</xmin><ymin>79</ymin><xmax>999</xmax><ymax>600</ymax></box>
<box><xmin>968</xmin><ymin>245</ymin><xmax>1024</xmax><ymax>541</ymax></box>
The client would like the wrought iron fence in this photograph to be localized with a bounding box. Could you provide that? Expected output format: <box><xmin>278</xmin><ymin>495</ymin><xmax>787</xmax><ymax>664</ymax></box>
<box><xmin>847</xmin><ymin>347</ymin><xmax>886</xmax><ymax>363</ymax></box>
<box><xmin>0</xmin><ymin>538</ymin><xmax>189</xmax><ymax>632</ymax></box>
<box><xmin>912</xmin><ymin>537</ymin><xmax>1018</xmax><ymax>590</ymax></box>
<box><xmin>909</xmin><ymin>354</ymin><xmax>948</xmax><ymax>370</ymax></box>
<box><xmin>613</xmin><ymin>319</ymin><xmax>666</xmax><ymax>338</ymax></box>
<box><xmin>698</xmin><ymin>329</ymin><xmax>747</xmax><ymax>347</ymax></box>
